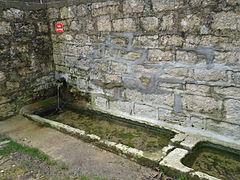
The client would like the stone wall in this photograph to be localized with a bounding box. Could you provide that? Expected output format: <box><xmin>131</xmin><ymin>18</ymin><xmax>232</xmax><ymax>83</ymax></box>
<box><xmin>44</xmin><ymin>0</ymin><xmax>240</xmax><ymax>140</ymax></box>
<box><xmin>0</xmin><ymin>1</ymin><xmax>55</xmax><ymax>119</ymax></box>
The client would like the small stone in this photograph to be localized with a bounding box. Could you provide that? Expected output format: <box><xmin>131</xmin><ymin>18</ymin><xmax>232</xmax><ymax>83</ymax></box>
<box><xmin>0</xmin><ymin>71</ymin><xmax>6</xmax><ymax>82</ymax></box>
<box><xmin>97</xmin><ymin>16</ymin><xmax>111</xmax><ymax>32</ymax></box>
<box><xmin>212</xmin><ymin>12</ymin><xmax>239</xmax><ymax>30</ymax></box>
<box><xmin>60</xmin><ymin>6</ymin><xmax>74</xmax><ymax>19</ymax></box>
<box><xmin>0</xmin><ymin>21</ymin><xmax>11</xmax><ymax>35</ymax></box>
<box><xmin>113</xmin><ymin>18</ymin><xmax>136</xmax><ymax>32</ymax></box>
<box><xmin>148</xmin><ymin>49</ymin><xmax>173</xmax><ymax>62</ymax></box>
<box><xmin>123</xmin><ymin>0</ymin><xmax>144</xmax><ymax>13</ymax></box>
<box><xmin>140</xmin><ymin>17</ymin><xmax>158</xmax><ymax>31</ymax></box>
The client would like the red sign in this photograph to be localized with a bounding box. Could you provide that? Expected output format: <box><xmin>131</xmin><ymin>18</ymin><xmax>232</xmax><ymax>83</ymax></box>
<box><xmin>55</xmin><ymin>23</ymin><xmax>64</xmax><ymax>33</ymax></box>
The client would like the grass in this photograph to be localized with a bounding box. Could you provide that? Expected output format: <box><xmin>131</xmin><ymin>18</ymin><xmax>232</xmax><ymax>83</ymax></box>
<box><xmin>0</xmin><ymin>137</ymin><xmax>68</xmax><ymax>168</ymax></box>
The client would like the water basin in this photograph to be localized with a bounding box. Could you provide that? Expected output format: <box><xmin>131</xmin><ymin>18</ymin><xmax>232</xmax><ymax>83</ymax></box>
<box><xmin>182</xmin><ymin>142</ymin><xmax>240</xmax><ymax>180</ymax></box>
<box><xmin>38</xmin><ymin>106</ymin><xmax>175</xmax><ymax>153</ymax></box>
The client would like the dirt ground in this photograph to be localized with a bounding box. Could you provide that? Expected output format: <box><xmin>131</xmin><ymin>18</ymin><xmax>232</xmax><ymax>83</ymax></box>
<box><xmin>0</xmin><ymin>115</ymin><xmax>174</xmax><ymax>180</ymax></box>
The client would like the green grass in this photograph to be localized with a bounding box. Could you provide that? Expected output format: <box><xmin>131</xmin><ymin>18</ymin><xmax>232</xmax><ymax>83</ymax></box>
<box><xmin>0</xmin><ymin>137</ymin><xmax>67</xmax><ymax>168</ymax></box>
<box><xmin>178</xmin><ymin>174</ymin><xmax>188</xmax><ymax>180</ymax></box>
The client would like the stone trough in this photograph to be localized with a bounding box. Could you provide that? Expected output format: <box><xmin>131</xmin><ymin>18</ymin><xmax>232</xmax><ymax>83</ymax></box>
<box><xmin>20</xmin><ymin>97</ymin><xmax>240</xmax><ymax>180</ymax></box>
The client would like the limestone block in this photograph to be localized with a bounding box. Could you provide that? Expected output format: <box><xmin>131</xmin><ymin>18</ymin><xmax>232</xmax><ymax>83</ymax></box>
<box><xmin>134</xmin><ymin>103</ymin><xmax>157</xmax><ymax>120</ymax></box>
<box><xmin>184</xmin><ymin>35</ymin><xmax>201</xmax><ymax>48</ymax></box>
<box><xmin>113</xmin><ymin>18</ymin><xmax>136</xmax><ymax>32</ymax></box>
<box><xmin>110</xmin><ymin>62</ymin><xmax>127</xmax><ymax>74</ymax></box>
<box><xmin>125</xmin><ymin>89</ymin><xmax>174</xmax><ymax>107</ymax></box>
<box><xmin>133</xmin><ymin>35</ymin><xmax>158</xmax><ymax>48</ymax></box>
<box><xmin>110</xmin><ymin>37</ymin><xmax>128</xmax><ymax>47</ymax></box>
<box><xmin>160</xmin><ymin>35</ymin><xmax>183</xmax><ymax>46</ymax></box>
<box><xmin>152</xmin><ymin>0</ymin><xmax>183</xmax><ymax>12</ymax></box>
<box><xmin>182</xmin><ymin>94</ymin><xmax>222</xmax><ymax>114</ymax></box>
<box><xmin>189</xmin><ymin>0</ymin><xmax>217</xmax><ymax>7</ymax></box>
<box><xmin>123</xmin><ymin>0</ymin><xmax>144</xmax><ymax>13</ymax></box>
<box><xmin>6</xmin><ymin>81</ymin><xmax>20</xmax><ymax>90</ymax></box>
<box><xmin>200</xmin><ymin>35</ymin><xmax>228</xmax><ymax>46</ymax></box>
<box><xmin>56</xmin><ymin>65</ymin><xmax>69</xmax><ymax>73</ymax></box>
<box><xmin>165</xmin><ymin>67</ymin><xmax>193</xmax><ymax>78</ymax></box>
<box><xmin>224</xmin><ymin>99</ymin><xmax>240</xmax><ymax>125</ymax></box>
<box><xmin>0</xmin><ymin>71</ymin><xmax>6</xmax><ymax>82</ymax></box>
<box><xmin>193</xmin><ymin>69</ymin><xmax>227</xmax><ymax>82</ymax></box>
<box><xmin>215</xmin><ymin>51</ymin><xmax>240</xmax><ymax>65</ymax></box>
<box><xmin>0</xmin><ymin>103</ymin><xmax>15</xmax><ymax>118</ymax></box>
<box><xmin>3</xmin><ymin>8</ymin><xmax>24</xmax><ymax>19</ymax></box>
<box><xmin>231</xmin><ymin>72</ymin><xmax>240</xmax><ymax>85</ymax></box>
<box><xmin>180</xmin><ymin>14</ymin><xmax>201</xmax><ymax>32</ymax></box>
<box><xmin>186</xmin><ymin>84</ymin><xmax>210</xmax><ymax>94</ymax></box>
<box><xmin>70</xmin><ymin>20</ymin><xmax>83</xmax><ymax>31</ymax></box>
<box><xmin>0</xmin><ymin>21</ymin><xmax>11</xmax><ymax>35</ymax></box>
<box><xmin>160</xmin><ymin>13</ymin><xmax>175</xmax><ymax>31</ymax></box>
<box><xmin>48</xmin><ymin>8</ymin><xmax>59</xmax><ymax>19</ymax></box>
<box><xmin>206</xmin><ymin>119</ymin><xmax>240</xmax><ymax>139</ymax></box>
<box><xmin>212</xmin><ymin>12</ymin><xmax>239</xmax><ymax>30</ymax></box>
<box><xmin>121</xmin><ymin>51</ymin><xmax>142</xmax><ymax>61</ymax></box>
<box><xmin>75</xmin><ymin>34</ymin><xmax>92</xmax><ymax>45</ymax></box>
<box><xmin>183</xmin><ymin>116</ymin><xmax>205</xmax><ymax>129</ymax></box>
<box><xmin>0</xmin><ymin>96</ymin><xmax>10</xmax><ymax>105</ymax></box>
<box><xmin>60</xmin><ymin>7</ymin><xmax>74</xmax><ymax>19</ymax></box>
<box><xmin>94</xmin><ymin>96</ymin><xmax>108</xmax><ymax>110</ymax></box>
<box><xmin>76</xmin><ymin>4</ymin><xmax>88</xmax><ymax>17</ymax></box>
<box><xmin>158</xmin><ymin>108</ymin><xmax>185</xmax><ymax>123</ymax></box>
<box><xmin>109</xmin><ymin>101</ymin><xmax>132</xmax><ymax>114</ymax></box>
<box><xmin>176</xmin><ymin>51</ymin><xmax>203</xmax><ymax>64</ymax></box>
<box><xmin>76</xmin><ymin>78</ymin><xmax>88</xmax><ymax>90</ymax></box>
<box><xmin>140</xmin><ymin>17</ymin><xmax>158</xmax><ymax>31</ymax></box>
<box><xmin>215</xmin><ymin>87</ymin><xmax>240</xmax><ymax>97</ymax></box>
<box><xmin>159</xmin><ymin>148</ymin><xmax>192</xmax><ymax>173</ymax></box>
<box><xmin>92</xmin><ymin>2</ymin><xmax>119</xmax><ymax>17</ymax></box>
<box><xmin>97</xmin><ymin>16</ymin><xmax>111</xmax><ymax>32</ymax></box>
<box><xmin>148</xmin><ymin>49</ymin><xmax>173</xmax><ymax>62</ymax></box>
<box><xmin>105</xmin><ymin>74</ymin><xmax>122</xmax><ymax>83</ymax></box>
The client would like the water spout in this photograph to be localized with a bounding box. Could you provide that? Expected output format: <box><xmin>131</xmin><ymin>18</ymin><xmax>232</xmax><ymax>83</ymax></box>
<box><xmin>56</xmin><ymin>77</ymin><xmax>66</xmax><ymax>110</ymax></box>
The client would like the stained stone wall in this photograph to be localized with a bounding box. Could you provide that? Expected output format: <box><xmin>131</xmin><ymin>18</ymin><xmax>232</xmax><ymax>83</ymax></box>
<box><xmin>0</xmin><ymin>1</ymin><xmax>55</xmax><ymax>119</ymax></box>
<box><xmin>49</xmin><ymin>0</ymin><xmax>240</xmax><ymax>140</ymax></box>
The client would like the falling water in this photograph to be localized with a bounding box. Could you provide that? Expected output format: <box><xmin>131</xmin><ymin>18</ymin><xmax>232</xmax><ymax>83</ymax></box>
<box><xmin>56</xmin><ymin>82</ymin><xmax>63</xmax><ymax>110</ymax></box>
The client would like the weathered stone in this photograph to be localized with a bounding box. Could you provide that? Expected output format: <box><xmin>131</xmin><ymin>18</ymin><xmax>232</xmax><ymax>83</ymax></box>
<box><xmin>183</xmin><ymin>116</ymin><xmax>205</xmax><ymax>129</ymax></box>
<box><xmin>215</xmin><ymin>51</ymin><xmax>240</xmax><ymax>65</ymax></box>
<box><xmin>160</xmin><ymin>35</ymin><xmax>183</xmax><ymax>46</ymax></box>
<box><xmin>224</xmin><ymin>99</ymin><xmax>240</xmax><ymax>125</ymax></box>
<box><xmin>152</xmin><ymin>0</ymin><xmax>183</xmax><ymax>12</ymax></box>
<box><xmin>92</xmin><ymin>2</ymin><xmax>119</xmax><ymax>16</ymax></box>
<box><xmin>180</xmin><ymin>14</ymin><xmax>201</xmax><ymax>32</ymax></box>
<box><xmin>184</xmin><ymin>35</ymin><xmax>201</xmax><ymax>48</ymax></box>
<box><xmin>110</xmin><ymin>62</ymin><xmax>127</xmax><ymax>74</ymax></box>
<box><xmin>113</xmin><ymin>18</ymin><xmax>136</xmax><ymax>32</ymax></box>
<box><xmin>186</xmin><ymin>84</ymin><xmax>210</xmax><ymax>94</ymax></box>
<box><xmin>182</xmin><ymin>94</ymin><xmax>222</xmax><ymax>114</ymax></box>
<box><xmin>159</xmin><ymin>148</ymin><xmax>192</xmax><ymax>173</ymax></box>
<box><xmin>148</xmin><ymin>49</ymin><xmax>173</xmax><ymax>62</ymax></box>
<box><xmin>60</xmin><ymin>6</ymin><xmax>74</xmax><ymax>19</ymax></box>
<box><xmin>3</xmin><ymin>8</ymin><xmax>24</xmax><ymax>19</ymax></box>
<box><xmin>125</xmin><ymin>89</ymin><xmax>174</xmax><ymax>107</ymax></box>
<box><xmin>193</xmin><ymin>69</ymin><xmax>227</xmax><ymax>82</ymax></box>
<box><xmin>48</xmin><ymin>8</ymin><xmax>59</xmax><ymax>19</ymax></box>
<box><xmin>176</xmin><ymin>51</ymin><xmax>203</xmax><ymax>64</ymax></box>
<box><xmin>206</xmin><ymin>119</ymin><xmax>240</xmax><ymax>139</ymax></box>
<box><xmin>140</xmin><ymin>17</ymin><xmax>158</xmax><ymax>31</ymax></box>
<box><xmin>109</xmin><ymin>101</ymin><xmax>132</xmax><ymax>114</ymax></box>
<box><xmin>200</xmin><ymin>35</ymin><xmax>228</xmax><ymax>46</ymax></box>
<box><xmin>160</xmin><ymin>13</ymin><xmax>175</xmax><ymax>31</ymax></box>
<box><xmin>56</xmin><ymin>65</ymin><xmax>69</xmax><ymax>73</ymax></box>
<box><xmin>134</xmin><ymin>103</ymin><xmax>157</xmax><ymax>120</ymax></box>
<box><xmin>76</xmin><ymin>4</ymin><xmax>88</xmax><ymax>17</ymax></box>
<box><xmin>212</xmin><ymin>12</ymin><xmax>239</xmax><ymax>30</ymax></box>
<box><xmin>165</xmin><ymin>67</ymin><xmax>193</xmax><ymax>78</ymax></box>
<box><xmin>231</xmin><ymin>72</ymin><xmax>240</xmax><ymax>85</ymax></box>
<box><xmin>0</xmin><ymin>103</ymin><xmax>15</xmax><ymax>118</ymax></box>
<box><xmin>123</xmin><ymin>0</ymin><xmax>144</xmax><ymax>13</ymax></box>
<box><xmin>6</xmin><ymin>81</ymin><xmax>20</xmax><ymax>90</ymax></box>
<box><xmin>0</xmin><ymin>21</ymin><xmax>11</xmax><ymax>35</ymax></box>
<box><xmin>0</xmin><ymin>96</ymin><xmax>10</xmax><ymax>105</ymax></box>
<box><xmin>94</xmin><ymin>96</ymin><xmax>108</xmax><ymax>110</ymax></box>
<box><xmin>121</xmin><ymin>51</ymin><xmax>142</xmax><ymax>61</ymax></box>
<box><xmin>0</xmin><ymin>71</ymin><xmax>6</xmax><ymax>82</ymax></box>
<box><xmin>133</xmin><ymin>35</ymin><xmax>158</xmax><ymax>48</ymax></box>
<box><xmin>97</xmin><ymin>16</ymin><xmax>111</xmax><ymax>32</ymax></box>
<box><xmin>111</xmin><ymin>37</ymin><xmax>128</xmax><ymax>47</ymax></box>
<box><xmin>189</xmin><ymin>0</ymin><xmax>217</xmax><ymax>7</ymax></box>
<box><xmin>215</xmin><ymin>87</ymin><xmax>240</xmax><ymax>97</ymax></box>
